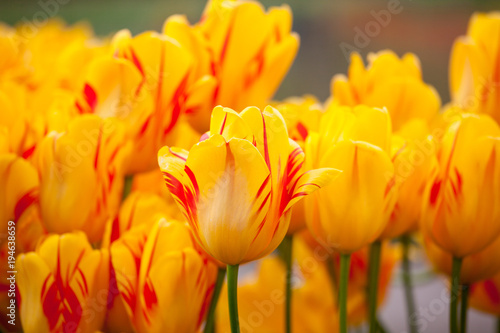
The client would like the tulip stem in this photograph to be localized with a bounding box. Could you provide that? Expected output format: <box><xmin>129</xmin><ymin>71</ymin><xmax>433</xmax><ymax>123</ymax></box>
<box><xmin>401</xmin><ymin>234</ymin><xmax>417</xmax><ymax>333</ymax></box>
<box><xmin>460</xmin><ymin>284</ymin><xmax>469</xmax><ymax>333</ymax></box>
<box><xmin>280</xmin><ymin>235</ymin><xmax>294</xmax><ymax>333</ymax></box>
<box><xmin>339</xmin><ymin>253</ymin><xmax>351</xmax><ymax>333</ymax></box>
<box><xmin>122</xmin><ymin>175</ymin><xmax>134</xmax><ymax>202</ymax></box>
<box><xmin>496</xmin><ymin>317</ymin><xmax>500</xmax><ymax>333</ymax></box>
<box><xmin>450</xmin><ymin>257</ymin><xmax>462</xmax><ymax>333</ymax></box>
<box><xmin>204</xmin><ymin>267</ymin><xmax>226</xmax><ymax>333</ymax></box>
<box><xmin>368</xmin><ymin>240</ymin><xmax>382</xmax><ymax>333</ymax></box>
<box><xmin>227</xmin><ymin>264</ymin><xmax>240</xmax><ymax>333</ymax></box>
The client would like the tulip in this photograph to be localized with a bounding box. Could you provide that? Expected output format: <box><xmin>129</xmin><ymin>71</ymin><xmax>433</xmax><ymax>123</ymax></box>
<box><xmin>179</xmin><ymin>0</ymin><xmax>299</xmax><ymax>132</ymax></box>
<box><xmin>421</xmin><ymin>114</ymin><xmax>500</xmax><ymax>258</ymax></box>
<box><xmin>76</xmin><ymin>30</ymin><xmax>194</xmax><ymax>174</ymax></box>
<box><xmin>33</xmin><ymin>115</ymin><xmax>128</xmax><ymax>243</ymax></box>
<box><xmin>159</xmin><ymin>105</ymin><xmax>336</xmax><ymax>332</ymax></box>
<box><xmin>469</xmin><ymin>272</ymin><xmax>500</xmax><ymax>317</ymax></box>
<box><xmin>330</xmin><ymin>51</ymin><xmax>440</xmax><ymax>131</ymax></box>
<box><xmin>111</xmin><ymin>220</ymin><xmax>218</xmax><ymax>333</ymax></box>
<box><xmin>421</xmin><ymin>113</ymin><xmax>500</xmax><ymax>333</ymax></box>
<box><xmin>0</xmin><ymin>154</ymin><xmax>46</xmax><ymax>330</ymax></box>
<box><xmin>17</xmin><ymin>232</ymin><xmax>110</xmax><ymax>333</ymax></box>
<box><xmin>303</xmin><ymin>104</ymin><xmax>396</xmax><ymax>333</ymax></box>
<box><xmin>450</xmin><ymin>12</ymin><xmax>500</xmax><ymax>123</ymax></box>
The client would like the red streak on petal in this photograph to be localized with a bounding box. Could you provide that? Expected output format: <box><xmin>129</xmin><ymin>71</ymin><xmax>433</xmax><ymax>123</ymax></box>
<box><xmin>14</xmin><ymin>189</ymin><xmax>37</xmax><ymax>221</ymax></box>
<box><xmin>219</xmin><ymin>113</ymin><xmax>228</xmax><ymax>135</ymax></box>
<box><xmin>430</xmin><ymin>180</ymin><xmax>442</xmax><ymax>206</ymax></box>
<box><xmin>21</xmin><ymin>145</ymin><xmax>36</xmax><ymax>159</ymax></box>
<box><xmin>296</xmin><ymin>122</ymin><xmax>308</xmax><ymax>141</ymax></box>
<box><xmin>84</xmin><ymin>83</ymin><xmax>97</xmax><ymax>112</ymax></box>
<box><xmin>484</xmin><ymin>280</ymin><xmax>500</xmax><ymax>305</ymax></box>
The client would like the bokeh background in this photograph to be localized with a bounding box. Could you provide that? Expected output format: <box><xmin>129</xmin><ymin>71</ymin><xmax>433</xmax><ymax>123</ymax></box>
<box><xmin>1</xmin><ymin>0</ymin><xmax>499</xmax><ymax>332</ymax></box>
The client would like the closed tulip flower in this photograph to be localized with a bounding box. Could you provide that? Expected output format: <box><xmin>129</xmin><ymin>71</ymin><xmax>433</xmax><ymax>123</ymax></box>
<box><xmin>158</xmin><ymin>105</ymin><xmax>336</xmax><ymax>265</ymax></box>
<box><xmin>111</xmin><ymin>220</ymin><xmax>218</xmax><ymax>333</ymax></box>
<box><xmin>76</xmin><ymin>30</ymin><xmax>194</xmax><ymax>174</ymax></box>
<box><xmin>469</xmin><ymin>272</ymin><xmax>500</xmax><ymax>316</ymax></box>
<box><xmin>17</xmin><ymin>232</ymin><xmax>110</xmax><ymax>333</ymax></box>
<box><xmin>33</xmin><ymin>115</ymin><xmax>128</xmax><ymax>243</ymax></box>
<box><xmin>304</xmin><ymin>105</ymin><xmax>396</xmax><ymax>254</ymax></box>
<box><xmin>182</xmin><ymin>0</ymin><xmax>299</xmax><ymax>132</ymax></box>
<box><xmin>421</xmin><ymin>114</ymin><xmax>500</xmax><ymax>258</ymax></box>
<box><xmin>330</xmin><ymin>51</ymin><xmax>440</xmax><ymax>131</ymax></box>
<box><xmin>450</xmin><ymin>12</ymin><xmax>500</xmax><ymax>123</ymax></box>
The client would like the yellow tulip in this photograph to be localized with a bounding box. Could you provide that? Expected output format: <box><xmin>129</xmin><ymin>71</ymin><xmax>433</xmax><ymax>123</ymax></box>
<box><xmin>158</xmin><ymin>105</ymin><xmax>336</xmax><ymax>265</ymax></box>
<box><xmin>469</xmin><ymin>272</ymin><xmax>500</xmax><ymax>316</ymax></box>
<box><xmin>304</xmin><ymin>105</ymin><xmax>396</xmax><ymax>253</ymax></box>
<box><xmin>180</xmin><ymin>0</ymin><xmax>299</xmax><ymax>132</ymax></box>
<box><xmin>76</xmin><ymin>29</ymin><xmax>194</xmax><ymax>174</ymax></box>
<box><xmin>450</xmin><ymin>12</ymin><xmax>500</xmax><ymax>123</ymax></box>
<box><xmin>330</xmin><ymin>51</ymin><xmax>440</xmax><ymax>131</ymax></box>
<box><xmin>33</xmin><ymin>115</ymin><xmax>128</xmax><ymax>243</ymax></box>
<box><xmin>424</xmin><ymin>233</ymin><xmax>500</xmax><ymax>284</ymax></box>
<box><xmin>17</xmin><ymin>232</ymin><xmax>109</xmax><ymax>333</ymax></box>
<box><xmin>421</xmin><ymin>113</ymin><xmax>500</xmax><ymax>258</ymax></box>
<box><xmin>380</xmin><ymin>119</ymin><xmax>438</xmax><ymax>239</ymax></box>
<box><xmin>274</xmin><ymin>96</ymin><xmax>324</xmax><ymax>234</ymax></box>
<box><xmin>111</xmin><ymin>220</ymin><xmax>218</xmax><ymax>333</ymax></box>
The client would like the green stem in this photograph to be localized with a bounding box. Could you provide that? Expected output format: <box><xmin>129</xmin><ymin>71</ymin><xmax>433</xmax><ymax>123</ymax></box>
<box><xmin>339</xmin><ymin>253</ymin><xmax>351</xmax><ymax>333</ymax></box>
<box><xmin>204</xmin><ymin>267</ymin><xmax>226</xmax><ymax>333</ymax></box>
<box><xmin>460</xmin><ymin>284</ymin><xmax>469</xmax><ymax>333</ymax></box>
<box><xmin>450</xmin><ymin>257</ymin><xmax>463</xmax><ymax>333</ymax></box>
<box><xmin>326</xmin><ymin>257</ymin><xmax>339</xmax><ymax>305</ymax></box>
<box><xmin>401</xmin><ymin>235</ymin><xmax>417</xmax><ymax>333</ymax></box>
<box><xmin>281</xmin><ymin>235</ymin><xmax>294</xmax><ymax>333</ymax></box>
<box><xmin>368</xmin><ymin>240</ymin><xmax>382</xmax><ymax>333</ymax></box>
<box><xmin>496</xmin><ymin>317</ymin><xmax>500</xmax><ymax>333</ymax></box>
<box><xmin>122</xmin><ymin>175</ymin><xmax>134</xmax><ymax>202</ymax></box>
<box><xmin>227</xmin><ymin>264</ymin><xmax>240</xmax><ymax>333</ymax></box>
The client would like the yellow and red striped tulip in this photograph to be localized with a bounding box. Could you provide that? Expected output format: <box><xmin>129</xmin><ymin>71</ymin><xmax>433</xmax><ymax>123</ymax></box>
<box><xmin>450</xmin><ymin>12</ymin><xmax>500</xmax><ymax>123</ymax></box>
<box><xmin>183</xmin><ymin>0</ymin><xmax>299</xmax><ymax>132</ymax></box>
<box><xmin>304</xmin><ymin>105</ymin><xmax>397</xmax><ymax>253</ymax></box>
<box><xmin>17</xmin><ymin>232</ymin><xmax>110</xmax><ymax>333</ymax></box>
<box><xmin>76</xmin><ymin>29</ymin><xmax>194</xmax><ymax>174</ymax></box>
<box><xmin>379</xmin><ymin>120</ymin><xmax>438</xmax><ymax>239</ymax></box>
<box><xmin>425</xmin><ymin>233</ymin><xmax>500</xmax><ymax>284</ymax></box>
<box><xmin>421</xmin><ymin>113</ymin><xmax>500</xmax><ymax>258</ymax></box>
<box><xmin>158</xmin><ymin>105</ymin><xmax>336</xmax><ymax>265</ymax></box>
<box><xmin>469</xmin><ymin>272</ymin><xmax>500</xmax><ymax>316</ymax></box>
<box><xmin>330</xmin><ymin>51</ymin><xmax>440</xmax><ymax>131</ymax></box>
<box><xmin>111</xmin><ymin>220</ymin><xmax>218</xmax><ymax>333</ymax></box>
<box><xmin>274</xmin><ymin>96</ymin><xmax>324</xmax><ymax>234</ymax></box>
<box><xmin>33</xmin><ymin>115</ymin><xmax>128</xmax><ymax>243</ymax></box>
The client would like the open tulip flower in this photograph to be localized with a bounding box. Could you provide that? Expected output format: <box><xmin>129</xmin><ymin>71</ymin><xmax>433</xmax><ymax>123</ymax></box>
<box><xmin>158</xmin><ymin>105</ymin><xmax>336</xmax><ymax>265</ymax></box>
<box><xmin>450</xmin><ymin>12</ymin><xmax>500</xmax><ymax>123</ymax></box>
<box><xmin>330</xmin><ymin>51</ymin><xmax>440</xmax><ymax>131</ymax></box>
<box><xmin>111</xmin><ymin>220</ymin><xmax>218</xmax><ymax>333</ymax></box>
<box><xmin>17</xmin><ymin>232</ymin><xmax>110</xmax><ymax>333</ymax></box>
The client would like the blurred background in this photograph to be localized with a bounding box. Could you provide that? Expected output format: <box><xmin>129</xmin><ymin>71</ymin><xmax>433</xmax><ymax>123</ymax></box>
<box><xmin>1</xmin><ymin>0</ymin><xmax>499</xmax><ymax>332</ymax></box>
<box><xmin>1</xmin><ymin>0</ymin><xmax>499</xmax><ymax>104</ymax></box>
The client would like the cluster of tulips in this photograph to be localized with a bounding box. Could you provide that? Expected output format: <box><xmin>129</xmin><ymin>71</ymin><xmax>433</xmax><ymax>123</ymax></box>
<box><xmin>1</xmin><ymin>0</ymin><xmax>500</xmax><ymax>332</ymax></box>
